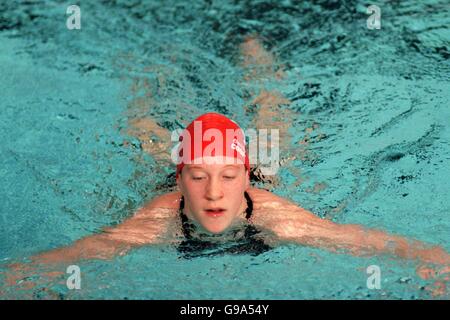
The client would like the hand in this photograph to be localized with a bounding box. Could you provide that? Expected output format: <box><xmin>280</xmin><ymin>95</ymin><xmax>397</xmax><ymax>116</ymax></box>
<box><xmin>416</xmin><ymin>264</ymin><xmax>450</xmax><ymax>298</ymax></box>
<box><xmin>3</xmin><ymin>262</ymin><xmax>64</xmax><ymax>298</ymax></box>
<box><xmin>5</xmin><ymin>262</ymin><xmax>35</xmax><ymax>287</ymax></box>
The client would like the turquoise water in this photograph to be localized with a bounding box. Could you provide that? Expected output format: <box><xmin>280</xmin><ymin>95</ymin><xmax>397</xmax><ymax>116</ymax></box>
<box><xmin>1</xmin><ymin>0</ymin><xmax>449</xmax><ymax>299</ymax></box>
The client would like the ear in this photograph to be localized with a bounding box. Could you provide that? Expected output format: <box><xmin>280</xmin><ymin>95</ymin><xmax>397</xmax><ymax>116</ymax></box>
<box><xmin>245</xmin><ymin>170</ymin><xmax>250</xmax><ymax>190</ymax></box>
<box><xmin>176</xmin><ymin>174</ymin><xmax>183</xmax><ymax>193</ymax></box>
<box><xmin>176</xmin><ymin>176</ymin><xmax>181</xmax><ymax>191</ymax></box>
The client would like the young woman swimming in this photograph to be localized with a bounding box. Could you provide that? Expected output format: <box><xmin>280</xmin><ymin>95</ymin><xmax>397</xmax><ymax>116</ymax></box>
<box><xmin>5</xmin><ymin>34</ymin><xmax>449</xmax><ymax>295</ymax></box>
<box><xmin>8</xmin><ymin>113</ymin><xmax>448</xmax><ymax>268</ymax></box>
<box><xmin>4</xmin><ymin>112</ymin><xmax>449</xmax><ymax>298</ymax></box>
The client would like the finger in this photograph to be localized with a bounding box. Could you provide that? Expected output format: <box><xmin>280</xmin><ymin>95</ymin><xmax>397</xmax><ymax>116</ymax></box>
<box><xmin>438</xmin><ymin>266</ymin><xmax>450</xmax><ymax>276</ymax></box>
<box><xmin>416</xmin><ymin>265</ymin><xmax>437</xmax><ymax>280</ymax></box>
<box><xmin>428</xmin><ymin>281</ymin><xmax>447</xmax><ymax>298</ymax></box>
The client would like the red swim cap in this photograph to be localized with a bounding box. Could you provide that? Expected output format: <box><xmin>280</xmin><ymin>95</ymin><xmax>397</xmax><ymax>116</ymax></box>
<box><xmin>175</xmin><ymin>112</ymin><xmax>250</xmax><ymax>178</ymax></box>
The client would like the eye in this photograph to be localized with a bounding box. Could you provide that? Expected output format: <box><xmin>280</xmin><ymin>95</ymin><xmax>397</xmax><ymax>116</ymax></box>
<box><xmin>223</xmin><ymin>176</ymin><xmax>236</xmax><ymax>180</ymax></box>
<box><xmin>192</xmin><ymin>176</ymin><xmax>206</xmax><ymax>181</ymax></box>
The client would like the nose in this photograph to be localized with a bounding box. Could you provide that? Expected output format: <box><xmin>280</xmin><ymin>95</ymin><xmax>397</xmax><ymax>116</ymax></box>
<box><xmin>205</xmin><ymin>177</ymin><xmax>224</xmax><ymax>201</ymax></box>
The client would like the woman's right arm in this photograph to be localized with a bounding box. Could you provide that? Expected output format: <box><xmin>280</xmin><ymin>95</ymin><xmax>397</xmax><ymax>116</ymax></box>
<box><xmin>32</xmin><ymin>191</ymin><xmax>182</xmax><ymax>265</ymax></box>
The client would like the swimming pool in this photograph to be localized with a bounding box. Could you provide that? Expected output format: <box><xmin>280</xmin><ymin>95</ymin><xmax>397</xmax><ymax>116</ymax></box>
<box><xmin>1</xmin><ymin>0</ymin><xmax>449</xmax><ymax>299</ymax></box>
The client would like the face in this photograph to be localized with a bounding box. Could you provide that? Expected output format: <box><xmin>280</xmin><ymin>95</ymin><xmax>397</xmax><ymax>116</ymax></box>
<box><xmin>177</xmin><ymin>156</ymin><xmax>250</xmax><ymax>234</ymax></box>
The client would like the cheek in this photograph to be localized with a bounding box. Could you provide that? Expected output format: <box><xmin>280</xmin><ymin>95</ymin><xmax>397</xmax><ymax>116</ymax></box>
<box><xmin>223</xmin><ymin>181</ymin><xmax>246</xmax><ymax>207</ymax></box>
<box><xmin>224</xmin><ymin>177</ymin><xmax>247</xmax><ymax>193</ymax></box>
<box><xmin>180</xmin><ymin>179</ymin><xmax>203</xmax><ymax>196</ymax></box>
<box><xmin>185</xmin><ymin>189</ymin><xmax>203</xmax><ymax>206</ymax></box>
<box><xmin>183</xmin><ymin>183</ymin><xmax>208</xmax><ymax>212</ymax></box>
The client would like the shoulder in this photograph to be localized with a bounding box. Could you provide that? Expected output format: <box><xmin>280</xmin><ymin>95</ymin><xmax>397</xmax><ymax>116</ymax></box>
<box><xmin>130</xmin><ymin>191</ymin><xmax>182</xmax><ymax>219</ymax></box>
<box><xmin>246</xmin><ymin>187</ymin><xmax>295</xmax><ymax>209</ymax></box>
<box><xmin>246</xmin><ymin>188</ymin><xmax>322</xmax><ymax>229</ymax></box>
<box><xmin>246</xmin><ymin>187</ymin><xmax>317</xmax><ymax>224</ymax></box>
<box><xmin>145</xmin><ymin>191</ymin><xmax>182</xmax><ymax>210</ymax></box>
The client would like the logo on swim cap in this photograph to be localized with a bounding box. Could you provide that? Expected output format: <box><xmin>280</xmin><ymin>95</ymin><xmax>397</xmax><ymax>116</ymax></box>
<box><xmin>173</xmin><ymin>113</ymin><xmax>250</xmax><ymax>178</ymax></box>
<box><xmin>231</xmin><ymin>138</ymin><xmax>246</xmax><ymax>158</ymax></box>
<box><xmin>171</xmin><ymin>112</ymin><xmax>281</xmax><ymax>177</ymax></box>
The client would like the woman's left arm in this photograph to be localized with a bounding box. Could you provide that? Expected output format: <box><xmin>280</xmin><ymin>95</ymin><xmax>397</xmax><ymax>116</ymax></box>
<box><xmin>274</xmin><ymin>208</ymin><xmax>449</xmax><ymax>265</ymax></box>
<box><xmin>249</xmin><ymin>188</ymin><xmax>450</xmax><ymax>266</ymax></box>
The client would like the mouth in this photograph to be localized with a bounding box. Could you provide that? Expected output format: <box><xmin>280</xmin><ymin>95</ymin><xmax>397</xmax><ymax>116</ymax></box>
<box><xmin>204</xmin><ymin>208</ymin><xmax>226</xmax><ymax>217</ymax></box>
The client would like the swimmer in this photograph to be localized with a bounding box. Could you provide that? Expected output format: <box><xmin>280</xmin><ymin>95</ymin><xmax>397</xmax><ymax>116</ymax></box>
<box><xmin>6</xmin><ymin>112</ymin><xmax>450</xmax><ymax>297</ymax></box>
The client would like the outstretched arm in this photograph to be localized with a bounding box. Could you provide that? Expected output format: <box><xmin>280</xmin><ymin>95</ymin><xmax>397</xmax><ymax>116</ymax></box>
<box><xmin>30</xmin><ymin>191</ymin><xmax>180</xmax><ymax>265</ymax></box>
<box><xmin>250</xmin><ymin>188</ymin><xmax>450</xmax><ymax>266</ymax></box>
<box><xmin>278</xmin><ymin>211</ymin><xmax>449</xmax><ymax>265</ymax></box>
<box><xmin>4</xmin><ymin>192</ymin><xmax>180</xmax><ymax>289</ymax></box>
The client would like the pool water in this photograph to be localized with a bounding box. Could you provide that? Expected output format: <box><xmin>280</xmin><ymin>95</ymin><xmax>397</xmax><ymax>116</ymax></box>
<box><xmin>1</xmin><ymin>0</ymin><xmax>449</xmax><ymax>299</ymax></box>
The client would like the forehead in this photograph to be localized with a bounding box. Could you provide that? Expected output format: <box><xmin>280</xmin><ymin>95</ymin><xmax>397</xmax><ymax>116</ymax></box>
<box><xmin>186</xmin><ymin>156</ymin><xmax>244</xmax><ymax>166</ymax></box>
<box><xmin>185</xmin><ymin>163</ymin><xmax>244</xmax><ymax>172</ymax></box>
<box><xmin>182</xmin><ymin>156</ymin><xmax>246</xmax><ymax>175</ymax></box>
